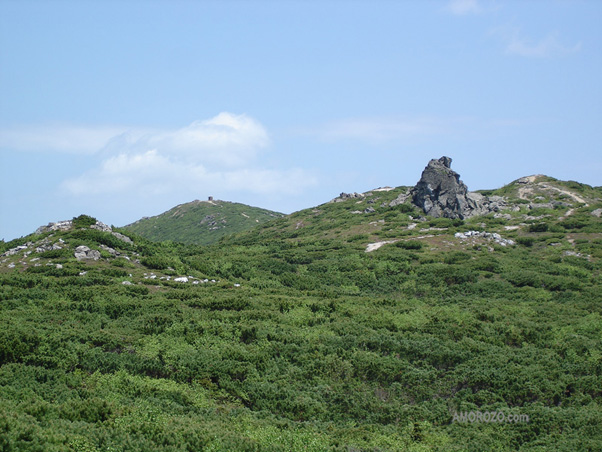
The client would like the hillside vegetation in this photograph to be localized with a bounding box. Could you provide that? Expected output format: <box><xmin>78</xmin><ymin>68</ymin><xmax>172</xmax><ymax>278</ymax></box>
<box><xmin>0</xmin><ymin>176</ymin><xmax>601</xmax><ymax>451</ymax></box>
<box><xmin>123</xmin><ymin>199</ymin><xmax>284</xmax><ymax>245</ymax></box>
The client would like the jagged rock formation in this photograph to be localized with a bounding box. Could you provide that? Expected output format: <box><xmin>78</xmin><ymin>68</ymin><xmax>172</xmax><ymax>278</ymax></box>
<box><xmin>410</xmin><ymin>157</ymin><xmax>475</xmax><ymax>219</ymax></box>
<box><xmin>410</xmin><ymin>156</ymin><xmax>506</xmax><ymax>219</ymax></box>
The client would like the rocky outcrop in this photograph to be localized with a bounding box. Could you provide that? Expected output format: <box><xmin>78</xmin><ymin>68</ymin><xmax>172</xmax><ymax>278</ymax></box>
<box><xmin>410</xmin><ymin>157</ymin><xmax>476</xmax><ymax>219</ymax></box>
<box><xmin>112</xmin><ymin>232</ymin><xmax>133</xmax><ymax>244</ymax></box>
<box><xmin>35</xmin><ymin>220</ymin><xmax>73</xmax><ymax>234</ymax></box>
<box><xmin>74</xmin><ymin>246</ymin><xmax>101</xmax><ymax>261</ymax></box>
<box><xmin>331</xmin><ymin>192</ymin><xmax>364</xmax><ymax>203</ymax></box>
<box><xmin>35</xmin><ymin>218</ymin><xmax>133</xmax><ymax>244</ymax></box>
<box><xmin>388</xmin><ymin>190</ymin><xmax>411</xmax><ymax>207</ymax></box>
<box><xmin>410</xmin><ymin>156</ymin><xmax>507</xmax><ymax>219</ymax></box>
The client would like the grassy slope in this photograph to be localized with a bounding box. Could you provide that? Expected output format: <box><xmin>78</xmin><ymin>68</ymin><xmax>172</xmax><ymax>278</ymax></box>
<box><xmin>123</xmin><ymin>199</ymin><xmax>284</xmax><ymax>245</ymax></box>
<box><xmin>0</xmin><ymin>180</ymin><xmax>601</xmax><ymax>451</ymax></box>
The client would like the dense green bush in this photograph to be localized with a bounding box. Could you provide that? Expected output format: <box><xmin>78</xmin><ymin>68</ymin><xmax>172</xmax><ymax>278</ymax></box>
<box><xmin>516</xmin><ymin>237</ymin><xmax>535</xmax><ymax>247</ymax></box>
<box><xmin>141</xmin><ymin>255</ymin><xmax>180</xmax><ymax>270</ymax></box>
<box><xmin>396</xmin><ymin>240</ymin><xmax>422</xmax><ymax>250</ymax></box>
<box><xmin>72</xmin><ymin>214</ymin><xmax>98</xmax><ymax>228</ymax></box>
<box><xmin>529</xmin><ymin>222</ymin><xmax>549</xmax><ymax>232</ymax></box>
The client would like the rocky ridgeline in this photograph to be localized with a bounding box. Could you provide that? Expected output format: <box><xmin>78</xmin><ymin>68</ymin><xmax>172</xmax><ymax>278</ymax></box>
<box><xmin>2</xmin><ymin>220</ymin><xmax>135</xmax><ymax>263</ymax></box>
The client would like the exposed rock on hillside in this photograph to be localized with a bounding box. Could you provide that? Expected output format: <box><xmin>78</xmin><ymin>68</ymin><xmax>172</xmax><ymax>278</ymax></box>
<box><xmin>410</xmin><ymin>156</ymin><xmax>506</xmax><ymax>219</ymax></box>
<box><xmin>332</xmin><ymin>192</ymin><xmax>365</xmax><ymax>203</ymax></box>
<box><xmin>74</xmin><ymin>245</ymin><xmax>101</xmax><ymax>261</ymax></box>
<box><xmin>36</xmin><ymin>219</ymin><xmax>133</xmax><ymax>243</ymax></box>
<box><xmin>411</xmin><ymin>157</ymin><xmax>477</xmax><ymax>219</ymax></box>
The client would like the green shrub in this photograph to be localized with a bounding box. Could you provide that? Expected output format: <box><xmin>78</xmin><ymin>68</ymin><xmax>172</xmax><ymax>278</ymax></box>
<box><xmin>398</xmin><ymin>203</ymin><xmax>416</xmax><ymax>213</ymax></box>
<box><xmin>396</xmin><ymin>240</ymin><xmax>423</xmax><ymax>250</ymax></box>
<box><xmin>37</xmin><ymin>248</ymin><xmax>72</xmax><ymax>259</ymax></box>
<box><xmin>100</xmin><ymin>268</ymin><xmax>128</xmax><ymax>278</ymax></box>
<box><xmin>517</xmin><ymin>237</ymin><xmax>534</xmax><ymax>247</ymax></box>
<box><xmin>529</xmin><ymin>223</ymin><xmax>549</xmax><ymax>232</ymax></box>
<box><xmin>141</xmin><ymin>255</ymin><xmax>179</xmax><ymax>270</ymax></box>
<box><xmin>72</xmin><ymin>214</ymin><xmax>97</xmax><ymax>228</ymax></box>
<box><xmin>444</xmin><ymin>251</ymin><xmax>471</xmax><ymax>264</ymax></box>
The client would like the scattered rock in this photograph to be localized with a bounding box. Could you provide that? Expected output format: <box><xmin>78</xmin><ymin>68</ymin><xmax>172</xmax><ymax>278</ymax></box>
<box><xmin>35</xmin><ymin>220</ymin><xmax>73</xmax><ymax>234</ymax></box>
<box><xmin>563</xmin><ymin>250</ymin><xmax>589</xmax><ymax>259</ymax></box>
<box><xmin>122</xmin><ymin>281</ymin><xmax>133</xmax><ymax>285</ymax></box>
<box><xmin>2</xmin><ymin>244</ymin><xmax>29</xmax><ymax>256</ymax></box>
<box><xmin>388</xmin><ymin>190</ymin><xmax>411</xmax><ymax>207</ymax></box>
<box><xmin>331</xmin><ymin>192</ymin><xmax>364</xmax><ymax>203</ymax></box>
<box><xmin>35</xmin><ymin>242</ymin><xmax>63</xmax><ymax>253</ymax></box>
<box><xmin>90</xmin><ymin>221</ymin><xmax>112</xmax><ymax>232</ymax></box>
<box><xmin>455</xmin><ymin>230</ymin><xmax>515</xmax><ymax>247</ymax></box>
<box><xmin>372</xmin><ymin>186</ymin><xmax>394</xmax><ymax>192</ymax></box>
<box><xmin>174</xmin><ymin>277</ymin><xmax>189</xmax><ymax>283</ymax></box>
<box><xmin>100</xmin><ymin>244</ymin><xmax>118</xmax><ymax>255</ymax></box>
<box><xmin>74</xmin><ymin>246</ymin><xmax>101</xmax><ymax>261</ymax></box>
<box><xmin>364</xmin><ymin>207</ymin><xmax>376</xmax><ymax>214</ymax></box>
<box><xmin>591</xmin><ymin>208</ymin><xmax>602</xmax><ymax>218</ymax></box>
<box><xmin>365</xmin><ymin>240</ymin><xmax>398</xmax><ymax>252</ymax></box>
<box><xmin>111</xmin><ymin>232</ymin><xmax>133</xmax><ymax>244</ymax></box>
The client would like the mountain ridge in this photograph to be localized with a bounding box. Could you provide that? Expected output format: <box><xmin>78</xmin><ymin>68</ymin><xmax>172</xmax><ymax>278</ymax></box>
<box><xmin>122</xmin><ymin>198</ymin><xmax>285</xmax><ymax>245</ymax></box>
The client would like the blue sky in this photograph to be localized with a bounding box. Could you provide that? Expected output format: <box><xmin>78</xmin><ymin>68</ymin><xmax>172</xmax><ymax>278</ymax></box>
<box><xmin>1</xmin><ymin>0</ymin><xmax>601</xmax><ymax>240</ymax></box>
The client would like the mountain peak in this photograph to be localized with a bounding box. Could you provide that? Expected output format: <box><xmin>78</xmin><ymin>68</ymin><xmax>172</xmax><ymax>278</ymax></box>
<box><xmin>124</xmin><ymin>199</ymin><xmax>284</xmax><ymax>245</ymax></box>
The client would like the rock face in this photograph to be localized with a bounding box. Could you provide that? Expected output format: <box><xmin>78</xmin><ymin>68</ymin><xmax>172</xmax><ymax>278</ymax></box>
<box><xmin>74</xmin><ymin>246</ymin><xmax>101</xmax><ymax>261</ymax></box>
<box><xmin>410</xmin><ymin>156</ymin><xmax>509</xmax><ymax>219</ymax></box>
<box><xmin>411</xmin><ymin>157</ymin><xmax>482</xmax><ymax>219</ymax></box>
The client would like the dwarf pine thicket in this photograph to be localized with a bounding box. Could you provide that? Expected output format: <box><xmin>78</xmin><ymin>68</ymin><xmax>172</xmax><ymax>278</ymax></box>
<box><xmin>0</xmin><ymin>177</ymin><xmax>601</xmax><ymax>451</ymax></box>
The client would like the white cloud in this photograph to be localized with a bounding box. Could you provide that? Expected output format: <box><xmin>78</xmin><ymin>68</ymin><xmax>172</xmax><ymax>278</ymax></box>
<box><xmin>117</xmin><ymin>112</ymin><xmax>270</xmax><ymax>167</ymax></box>
<box><xmin>0</xmin><ymin>113</ymin><xmax>269</xmax><ymax>166</ymax></box>
<box><xmin>445</xmin><ymin>0</ymin><xmax>481</xmax><ymax>16</ymax></box>
<box><xmin>493</xmin><ymin>27</ymin><xmax>581</xmax><ymax>58</ymax></box>
<box><xmin>0</xmin><ymin>124</ymin><xmax>130</xmax><ymax>154</ymax></box>
<box><xmin>59</xmin><ymin>113</ymin><xmax>316</xmax><ymax>200</ymax></box>
<box><xmin>61</xmin><ymin>150</ymin><xmax>316</xmax><ymax>198</ymax></box>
